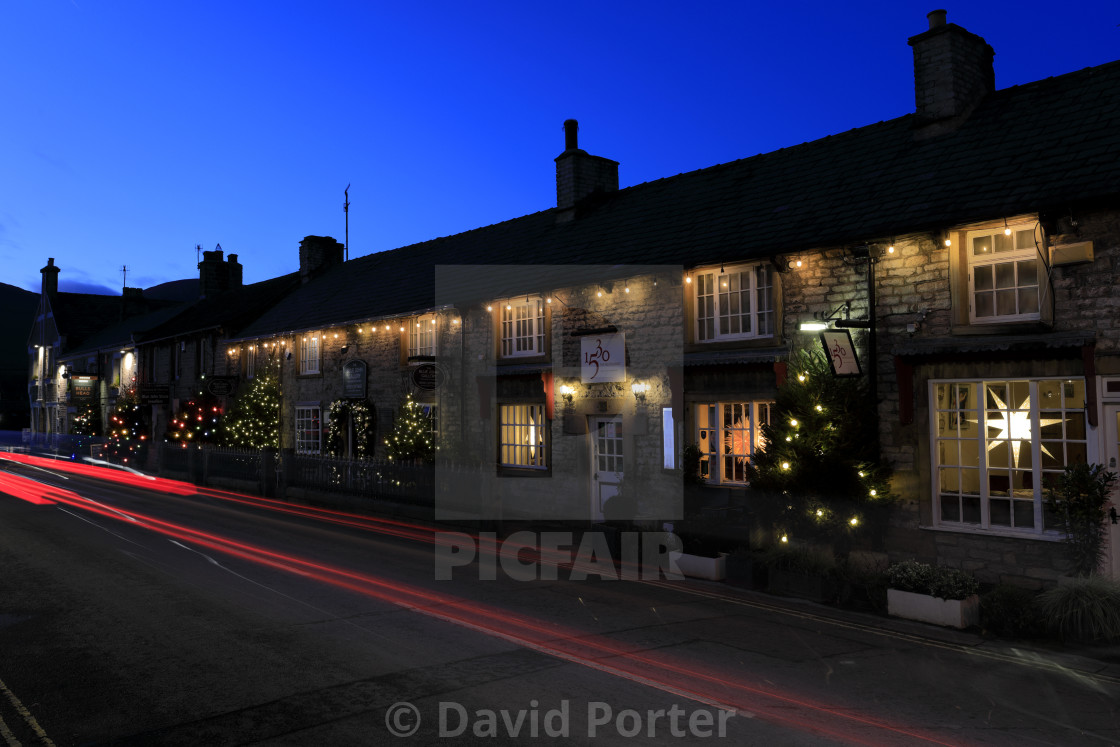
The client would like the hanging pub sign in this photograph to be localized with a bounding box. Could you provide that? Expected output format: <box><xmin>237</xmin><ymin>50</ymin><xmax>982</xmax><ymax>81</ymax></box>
<box><xmin>206</xmin><ymin>376</ymin><xmax>238</xmax><ymax>397</ymax></box>
<box><xmin>70</xmin><ymin>376</ymin><xmax>97</xmax><ymax>400</ymax></box>
<box><xmin>581</xmin><ymin>332</ymin><xmax>625</xmax><ymax>383</ymax></box>
<box><xmin>343</xmin><ymin>360</ymin><xmax>367</xmax><ymax>398</ymax></box>
<box><xmin>411</xmin><ymin>362</ymin><xmax>443</xmax><ymax>391</ymax></box>
<box><xmin>820</xmin><ymin>329</ymin><xmax>861</xmax><ymax>377</ymax></box>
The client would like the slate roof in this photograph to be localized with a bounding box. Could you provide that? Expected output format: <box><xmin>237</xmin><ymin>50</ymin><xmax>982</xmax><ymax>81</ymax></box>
<box><xmin>62</xmin><ymin>303</ymin><xmax>191</xmax><ymax>359</ymax></box>
<box><xmin>49</xmin><ymin>292</ymin><xmax>179</xmax><ymax>353</ymax></box>
<box><xmin>233</xmin><ymin>59</ymin><xmax>1120</xmax><ymax>340</ymax></box>
<box><xmin>138</xmin><ymin>273</ymin><xmax>299</xmax><ymax>343</ymax></box>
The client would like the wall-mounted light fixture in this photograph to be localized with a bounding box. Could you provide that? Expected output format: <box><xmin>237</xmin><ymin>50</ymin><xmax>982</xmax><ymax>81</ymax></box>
<box><xmin>631</xmin><ymin>382</ymin><xmax>650</xmax><ymax>401</ymax></box>
<box><xmin>560</xmin><ymin>384</ymin><xmax>575</xmax><ymax>404</ymax></box>
<box><xmin>340</xmin><ymin>345</ymin><xmax>349</xmax><ymax>354</ymax></box>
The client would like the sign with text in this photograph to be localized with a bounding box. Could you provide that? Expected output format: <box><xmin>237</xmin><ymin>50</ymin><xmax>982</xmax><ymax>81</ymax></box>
<box><xmin>411</xmin><ymin>362</ymin><xmax>443</xmax><ymax>391</ymax></box>
<box><xmin>343</xmin><ymin>360</ymin><xmax>367</xmax><ymax>398</ymax></box>
<box><xmin>820</xmin><ymin>329</ymin><xmax>861</xmax><ymax>377</ymax></box>
<box><xmin>206</xmin><ymin>376</ymin><xmax>238</xmax><ymax>397</ymax></box>
<box><xmin>70</xmin><ymin>376</ymin><xmax>97</xmax><ymax>400</ymax></box>
<box><xmin>581</xmin><ymin>333</ymin><xmax>625</xmax><ymax>383</ymax></box>
<box><xmin>139</xmin><ymin>384</ymin><xmax>170</xmax><ymax>405</ymax></box>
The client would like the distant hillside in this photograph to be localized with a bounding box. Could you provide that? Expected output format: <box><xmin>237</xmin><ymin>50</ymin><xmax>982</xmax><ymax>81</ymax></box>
<box><xmin>144</xmin><ymin>278</ymin><xmax>199</xmax><ymax>302</ymax></box>
<box><xmin>0</xmin><ymin>282</ymin><xmax>38</xmax><ymax>429</ymax></box>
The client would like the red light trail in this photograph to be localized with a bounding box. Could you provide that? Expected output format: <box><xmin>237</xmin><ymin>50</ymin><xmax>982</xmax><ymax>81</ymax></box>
<box><xmin>0</xmin><ymin>453</ymin><xmax>965</xmax><ymax>746</ymax></box>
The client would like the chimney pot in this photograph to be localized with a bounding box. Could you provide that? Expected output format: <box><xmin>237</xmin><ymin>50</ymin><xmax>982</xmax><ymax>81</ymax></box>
<box><xmin>564</xmin><ymin>119</ymin><xmax>579</xmax><ymax>151</ymax></box>
<box><xmin>927</xmin><ymin>9</ymin><xmax>947</xmax><ymax>29</ymax></box>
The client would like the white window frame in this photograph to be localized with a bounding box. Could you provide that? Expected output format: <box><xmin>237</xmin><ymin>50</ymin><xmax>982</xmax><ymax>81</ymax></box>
<box><xmin>694</xmin><ymin>263</ymin><xmax>774</xmax><ymax>342</ymax></box>
<box><xmin>930</xmin><ymin>378</ymin><xmax>1089</xmax><ymax>537</ymax></box>
<box><xmin>295</xmin><ymin>404</ymin><xmax>322</xmax><ymax>454</ymax></box>
<box><xmin>299</xmin><ymin>334</ymin><xmax>321</xmax><ymax>375</ymax></box>
<box><xmin>499</xmin><ymin>403</ymin><xmax>548</xmax><ymax>469</ymax></box>
<box><xmin>695</xmin><ymin>400</ymin><xmax>771</xmax><ymax>485</ymax></box>
<box><xmin>966</xmin><ymin>223</ymin><xmax>1042</xmax><ymax>324</ymax></box>
<box><xmin>500</xmin><ymin>297</ymin><xmax>546</xmax><ymax>358</ymax></box>
<box><xmin>409</xmin><ymin>315</ymin><xmax>436</xmax><ymax>358</ymax></box>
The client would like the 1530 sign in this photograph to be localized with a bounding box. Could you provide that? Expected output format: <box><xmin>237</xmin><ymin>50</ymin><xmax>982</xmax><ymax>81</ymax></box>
<box><xmin>581</xmin><ymin>333</ymin><xmax>625</xmax><ymax>383</ymax></box>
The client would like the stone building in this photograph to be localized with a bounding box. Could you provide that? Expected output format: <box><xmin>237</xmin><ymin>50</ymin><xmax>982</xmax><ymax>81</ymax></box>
<box><xmin>33</xmin><ymin>11</ymin><xmax>1120</xmax><ymax>585</ymax></box>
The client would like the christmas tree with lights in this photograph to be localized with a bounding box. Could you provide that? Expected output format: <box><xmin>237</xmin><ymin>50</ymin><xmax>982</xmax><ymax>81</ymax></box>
<box><xmin>747</xmin><ymin>346</ymin><xmax>895</xmax><ymax>552</ymax></box>
<box><xmin>70</xmin><ymin>401</ymin><xmax>101</xmax><ymax>436</ymax></box>
<box><xmin>220</xmin><ymin>356</ymin><xmax>280</xmax><ymax>449</ymax></box>
<box><xmin>106</xmin><ymin>394</ymin><xmax>150</xmax><ymax>465</ymax></box>
<box><xmin>384</xmin><ymin>393</ymin><xmax>433</xmax><ymax>463</ymax></box>
<box><xmin>166</xmin><ymin>393</ymin><xmax>223</xmax><ymax>447</ymax></box>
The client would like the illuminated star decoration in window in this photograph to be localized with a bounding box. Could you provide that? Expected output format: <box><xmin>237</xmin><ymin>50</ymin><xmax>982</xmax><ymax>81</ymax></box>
<box><xmin>724</xmin><ymin>416</ymin><xmax>751</xmax><ymax>464</ymax></box>
<box><xmin>983</xmin><ymin>389</ymin><xmax>1064</xmax><ymax>467</ymax></box>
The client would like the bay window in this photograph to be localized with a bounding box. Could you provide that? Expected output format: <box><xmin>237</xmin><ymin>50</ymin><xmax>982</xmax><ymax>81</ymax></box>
<box><xmin>931</xmin><ymin>378</ymin><xmax>1087</xmax><ymax>534</ymax></box>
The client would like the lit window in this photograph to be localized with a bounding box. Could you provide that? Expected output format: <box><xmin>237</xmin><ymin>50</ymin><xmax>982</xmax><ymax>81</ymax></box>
<box><xmin>295</xmin><ymin>405</ymin><xmax>321</xmax><ymax>454</ymax></box>
<box><xmin>662</xmin><ymin>407</ymin><xmax>675</xmax><ymax>470</ymax></box>
<box><xmin>500</xmin><ymin>298</ymin><xmax>546</xmax><ymax>358</ymax></box>
<box><xmin>967</xmin><ymin>224</ymin><xmax>1040</xmax><ymax>324</ymax></box>
<box><xmin>410</xmin><ymin>315</ymin><xmax>435</xmax><ymax>358</ymax></box>
<box><xmin>499</xmin><ymin>404</ymin><xmax>547</xmax><ymax>468</ymax></box>
<box><xmin>421</xmin><ymin>402</ymin><xmax>439</xmax><ymax>438</ymax></box>
<box><xmin>694</xmin><ymin>264</ymin><xmax>774</xmax><ymax>342</ymax></box>
<box><xmin>696</xmin><ymin>401</ymin><xmax>771</xmax><ymax>484</ymax></box>
<box><xmin>300</xmin><ymin>335</ymin><xmax>320</xmax><ymax>375</ymax></box>
<box><xmin>931</xmin><ymin>379</ymin><xmax>1087</xmax><ymax>534</ymax></box>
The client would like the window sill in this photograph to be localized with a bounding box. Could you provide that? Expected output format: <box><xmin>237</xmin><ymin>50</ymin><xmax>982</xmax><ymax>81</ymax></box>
<box><xmin>684</xmin><ymin>337</ymin><xmax>777</xmax><ymax>353</ymax></box>
<box><xmin>498</xmin><ymin>466</ymin><xmax>551</xmax><ymax>478</ymax></box>
<box><xmin>921</xmin><ymin>523</ymin><xmax>1063</xmax><ymax>542</ymax></box>
<box><xmin>950</xmin><ymin>321</ymin><xmax>1051</xmax><ymax>336</ymax></box>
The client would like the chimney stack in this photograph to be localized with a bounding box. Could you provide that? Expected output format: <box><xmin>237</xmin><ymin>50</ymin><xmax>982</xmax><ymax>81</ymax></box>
<box><xmin>909</xmin><ymin>9</ymin><xmax>994</xmax><ymax>129</ymax></box>
<box><xmin>40</xmin><ymin>258</ymin><xmax>60</xmax><ymax>300</ymax></box>
<box><xmin>197</xmin><ymin>246</ymin><xmax>244</xmax><ymax>298</ymax></box>
<box><xmin>554</xmin><ymin>119</ymin><xmax>619</xmax><ymax>218</ymax></box>
<box><xmin>298</xmin><ymin>235</ymin><xmax>345</xmax><ymax>284</ymax></box>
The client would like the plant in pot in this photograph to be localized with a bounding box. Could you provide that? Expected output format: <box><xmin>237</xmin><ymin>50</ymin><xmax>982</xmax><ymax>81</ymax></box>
<box><xmin>885</xmin><ymin>560</ymin><xmax>980</xmax><ymax>628</ymax></box>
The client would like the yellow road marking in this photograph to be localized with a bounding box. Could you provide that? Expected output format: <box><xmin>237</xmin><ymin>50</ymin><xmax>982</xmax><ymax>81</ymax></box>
<box><xmin>0</xmin><ymin>678</ymin><xmax>53</xmax><ymax>747</ymax></box>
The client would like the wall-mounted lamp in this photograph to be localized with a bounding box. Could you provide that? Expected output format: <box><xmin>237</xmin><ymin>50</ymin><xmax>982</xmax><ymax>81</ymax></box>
<box><xmin>1003</xmin><ymin>218</ymin><xmax>1011</xmax><ymax>236</ymax></box>
<box><xmin>340</xmin><ymin>345</ymin><xmax>349</xmax><ymax>354</ymax></box>
<box><xmin>286</xmin><ymin>352</ymin><xmax>292</xmax><ymax>360</ymax></box>
<box><xmin>798</xmin><ymin>320</ymin><xmax>829</xmax><ymax>332</ymax></box>
<box><xmin>631</xmin><ymin>382</ymin><xmax>650</xmax><ymax>401</ymax></box>
<box><xmin>560</xmin><ymin>384</ymin><xmax>575</xmax><ymax>404</ymax></box>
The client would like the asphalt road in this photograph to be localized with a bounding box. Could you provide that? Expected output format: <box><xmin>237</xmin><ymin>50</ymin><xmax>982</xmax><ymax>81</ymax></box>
<box><xmin>0</xmin><ymin>454</ymin><xmax>1118</xmax><ymax>746</ymax></box>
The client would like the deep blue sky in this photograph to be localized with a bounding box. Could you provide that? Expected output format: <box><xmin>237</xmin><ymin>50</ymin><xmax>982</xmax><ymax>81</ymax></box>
<box><xmin>3</xmin><ymin>2</ymin><xmax>1117</xmax><ymax>296</ymax></box>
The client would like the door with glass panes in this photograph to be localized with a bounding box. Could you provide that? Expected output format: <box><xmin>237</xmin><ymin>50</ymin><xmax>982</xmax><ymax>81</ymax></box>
<box><xmin>590</xmin><ymin>416</ymin><xmax>623</xmax><ymax>522</ymax></box>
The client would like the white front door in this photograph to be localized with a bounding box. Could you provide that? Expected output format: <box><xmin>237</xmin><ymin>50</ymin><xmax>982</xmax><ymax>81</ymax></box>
<box><xmin>590</xmin><ymin>416</ymin><xmax>624</xmax><ymax>522</ymax></box>
<box><xmin>1102</xmin><ymin>406</ymin><xmax>1120</xmax><ymax>577</ymax></box>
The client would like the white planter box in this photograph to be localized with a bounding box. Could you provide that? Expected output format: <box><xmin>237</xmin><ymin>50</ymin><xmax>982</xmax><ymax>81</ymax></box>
<box><xmin>887</xmin><ymin>588</ymin><xmax>980</xmax><ymax>629</ymax></box>
<box><xmin>671</xmin><ymin>551</ymin><xmax>727</xmax><ymax>581</ymax></box>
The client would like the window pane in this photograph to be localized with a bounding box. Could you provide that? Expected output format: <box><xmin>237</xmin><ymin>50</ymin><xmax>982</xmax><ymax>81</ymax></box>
<box><xmin>994</xmin><ymin>262</ymin><xmax>1015</xmax><ymax>289</ymax></box>
<box><xmin>992</xmin><ymin>233</ymin><xmax>1013</xmax><ymax>253</ymax></box>
<box><xmin>940</xmin><ymin>467</ymin><xmax>960</xmax><ymax>491</ymax></box>
<box><xmin>1017</xmin><ymin>259</ymin><xmax>1037</xmax><ymax>286</ymax></box>
<box><xmin>1018</xmin><ymin>288</ymin><xmax>1038</xmax><ymax>314</ymax></box>
<box><xmin>940</xmin><ymin>497</ymin><xmax>960</xmax><ymax>522</ymax></box>
<box><xmin>961</xmin><ymin>439</ymin><xmax>980</xmax><ymax>465</ymax></box>
<box><xmin>1014</xmin><ymin>229</ymin><xmax>1034</xmax><ymax>250</ymax></box>
<box><xmin>939</xmin><ymin>441</ymin><xmax>959</xmax><ymax>466</ymax></box>
<box><xmin>975</xmin><ymin>292</ymin><xmax>994</xmax><ymax>317</ymax></box>
<box><xmin>962</xmin><ymin>497</ymin><xmax>981</xmax><ymax>524</ymax></box>
<box><xmin>1013</xmin><ymin>500</ymin><xmax>1035</xmax><ymax>528</ymax></box>
<box><xmin>974</xmin><ymin>266</ymin><xmax>994</xmax><ymax>291</ymax></box>
<box><xmin>995</xmin><ymin>290</ymin><xmax>1017</xmax><ymax>316</ymax></box>
<box><xmin>990</xmin><ymin>499</ymin><xmax>1011</xmax><ymax>526</ymax></box>
<box><xmin>972</xmin><ymin>236</ymin><xmax>993</xmax><ymax>257</ymax></box>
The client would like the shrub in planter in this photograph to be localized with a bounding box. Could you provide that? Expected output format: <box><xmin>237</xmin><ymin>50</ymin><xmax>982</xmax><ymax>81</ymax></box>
<box><xmin>760</xmin><ymin>544</ymin><xmax>839</xmax><ymax>602</ymax></box>
<box><xmin>886</xmin><ymin>560</ymin><xmax>980</xmax><ymax>628</ymax></box>
<box><xmin>1045</xmin><ymin>463</ymin><xmax>1117</xmax><ymax>577</ymax></box>
<box><xmin>885</xmin><ymin>560</ymin><xmax>979</xmax><ymax>600</ymax></box>
<box><xmin>1035</xmin><ymin>575</ymin><xmax>1120</xmax><ymax>644</ymax></box>
<box><xmin>980</xmin><ymin>585</ymin><xmax>1046</xmax><ymax>639</ymax></box>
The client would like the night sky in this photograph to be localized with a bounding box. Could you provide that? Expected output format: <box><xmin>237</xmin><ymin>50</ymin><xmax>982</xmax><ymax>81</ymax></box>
<box><xmin>3</xmin><ymin>1</ymin><xmax>1117</xmax><ymax>295</ymax></box>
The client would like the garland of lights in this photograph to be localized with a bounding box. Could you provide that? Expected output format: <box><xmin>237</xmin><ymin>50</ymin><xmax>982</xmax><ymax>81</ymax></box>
<box><xmin>746</xmin><ymin>346</ymin><xmax>895</xmax><ymax>552</ymax></box>
<box><xmin>326</xmin><ymin>399</ymin><xmax>375</xmax><ymax>459</ymax></box>
<box><xmin>384</xmin><ymin>393</ymin><xmax>433</xmax><ymax>463</ymax></box>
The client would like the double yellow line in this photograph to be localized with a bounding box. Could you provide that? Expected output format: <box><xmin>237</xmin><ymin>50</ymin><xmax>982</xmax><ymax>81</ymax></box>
<box><xmin>0</xmin><ymin>677</ymin><xmax>54</xmax><ymax>747</ymax></box>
